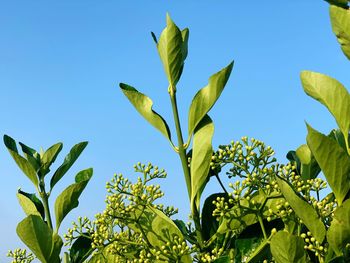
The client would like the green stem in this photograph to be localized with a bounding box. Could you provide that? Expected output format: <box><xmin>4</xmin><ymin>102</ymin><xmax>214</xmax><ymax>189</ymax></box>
<box><xmin>258</xmin><ymin>215</ymin><xmax>267</xmax><ymax>240</ymax></box>
<box><xmin>169</xmin><ymin>90</ymin><xmax>204</xmax><ymax>248</ymax></box>
<box><xmin>41</xmin><ymin>192</ymin><xmax>53</xmax><ymax>230</ymax></box>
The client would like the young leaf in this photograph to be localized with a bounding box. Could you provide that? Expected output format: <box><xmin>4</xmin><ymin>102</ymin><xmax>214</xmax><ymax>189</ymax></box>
<box><xmin>54</xmin><ymin>168</ymin><xmax>93</xmax><ymax>231</ymax></box>
<box><xmin>188</xmin><ymin>62</ymin><xmax>233</xmax><ymax>136</ymax></box>
<box><xmin>157</xmin><ymin>14</ymin><xmax>184</xmax><ymax>87</ymax></box>
<box><xmin>296</xmin><ymin>144</ymin><xmax>320</xmax><ymax>180</ymax></box>
<box><xmin>17</xmin><ymin>191</ymin><xmax>43</xmax><ymax>218</ymax></box>
<box><xmin>327</xmin><ymin>199</ymin><xmax>350</xmax><ymax>256</ymax></box>
<box><xmin>50</xmin><ymin>141</ymin><xmax>88</xmax><ymax>190</ymax></box>
<box><xmin>270</xmin><ymin>231</ymin><xmax>308</xmax><ymax>263</ymax></box>
<box><xmin>17</xmin><ymin>189</ymin><xmax>45</xmax><ymax>219</ymax></box>
<box><xmin>40</xmin><ymin>142</ymin><xmax>63</xmax><ymax>177</ymax></box>
<box><xmin>276</xmin><ymin>177</ymin><xmax>326</xmax><ymax>243</ymax></box>
<box><xmin>19</xmin><ymin>142</ymin><xmax>41</xmax><ymax>172</ymax></box>
<box><xmin>4</xmin><ymin>135</ymin><xmax>38</xmax><ymax>186</ymax></box>
<box><xmin>190</xmin><ymin>115</ymin><xmax>214</xmax><ymax>211</ymax></box>
<box><xmin>330</xmin><ymin>5</ymin><xmax>350</xmax><ymax>60</ymax></box>
<box><xmin>16</xmin><ymin>215</ymin><xmax>53</xmax><ymax>263</ymax></box>
<box><xmin>120</xmin><ymin>83</ymin><xmax>172</xmax><ymax>141</ymax></box>
<box><xmin>307</xmin><ymin>124</ymin><xmax>350</xmax><ymax>205</ymax></box>
<box><xmin>301</xmin><ymin>71</ymin><xmax>350</xmax><ymax>149</ymax></box>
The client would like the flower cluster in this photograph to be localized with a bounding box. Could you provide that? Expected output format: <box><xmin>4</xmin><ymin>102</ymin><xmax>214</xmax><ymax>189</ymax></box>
<box><xmin>6</xmin><ymin>249</ymin><xmax>34</xmax><ymax>263</ymax></box>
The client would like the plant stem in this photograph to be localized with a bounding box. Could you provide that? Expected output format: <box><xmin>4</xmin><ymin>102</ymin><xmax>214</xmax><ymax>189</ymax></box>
<box><xmin>258</xmin><ymin>215</ymin><xmax>267</xmax><ymax>240</ymax></box>
<box><xmin>41</xmin><ymin>192</ymin><xmax>53</xmax><ymax>230</ymax></box>
<box><xmin>169</xmin><ymin>90</ymin><xmax>204</xmax><ymax>248</ymax></box>
<box><xmin>169</xmin><ymin>91</ymin><xmax>191</xmax><ymax>199</ymax></box>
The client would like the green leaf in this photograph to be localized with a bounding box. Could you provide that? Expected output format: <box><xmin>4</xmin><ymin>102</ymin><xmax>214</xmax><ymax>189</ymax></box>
<box><xmin>17</xmin><ymin>190</ymin><xmax>44</xmax><ymax>218</ymax></box>
<box><xmin>296</xmin><ymin>144</ymin><xmax>320</xmax><ymax>180</ymax></box>
<box><xmin>19</xmin><ymin>142</ymin><xmax>41</xmax><ymax>172</ymax></box>
<box><xmin>325</xmin><ymin>0</ymin><xmax>349</xmax><ymax>8</ymax></box>
<box><xmin>330</xmin><ymin>5</ymin><xmax>350</xmax><ymax>60</ymax></box>
<box><xmin>286</xmin><ymin>150</ymin><xmax>301</xmax><ymax>175</ymax></box>
<box><xmin>4</xmin><ymin>135</ymin><xmax>38</xmax><ymax>186</ymax></box>
<box><xmin>157</xmin><ymin>13</ymin><xmax>184</xmax><ymax>87</ymax></box>
<box><xmin>54</xmin><ymin>168</ymin><xmax>93</xmax><ymax>231</ymax></box>
<box><xmin>50</xmin><ymin>141</ymin><xmax>88</xmax><ymax>190</ymax></box>
<box><xmin>120</xmin><ymin>83</ymin><xmax>172</xmax><ymax>141</ymax></box>
<box><xmin>301</xmin><ymin>71</ymin><xmax>350</xmax><ymax>150</ymax></box>
<box><xmin>190</xmin><ymin>115</ymin><xmax>214</xmax><ymax>211</ymax></box>
<box><xmin>307</xmin><ymin>124</ymin><xmax>350</xmax><ymax>205</ymax></box>
<box><xmin>188</xmin><ymin>62</ymin><xmax>233</xmax><ymax>136</ymax></box>
<box><xmin>328</xmin><ymin>128</ymin><xmax>349</xmax><ymax>152</ymax></box>
<box><xmin>16</xmin><ymin>215</ymin><xmax>53</xmax><ymax>263</ymax></box>
<box><xmin>181</xmin><ymin>28</ymin><xmax>189</xmax><ymax>61</ymax></box>
<box><xmin>327</xmin><ymin>199</ymin><xmax>350</xmax><ymax>256</ymax></box>
<box><xmin>17</xmin><ymin>189</ymin><xmax>45</xmax><ymax>220</ymax></box>
<box><xmin>40</xmin><ymin>143</ymin><xmax>63</xmax><ymax>177</ymax></box>
<box><xmin>70</xmin><ymin>234</ymin><xmax>93</xmax><ymax>263</ymax></box>
<box><xmin>202</xmin><ymin>193</ymin><xmax>228</xmax><ymax>241</ymax></box>
<box><xmin>270</xmin><ymin>231</ymin><xmax>308</xmax><ymax>263</ymax></box>
<box><xmin>276</xmin><ymin>177</ymin><xmax>326</xmax><ymax>243</ymax></box>
<box><xmin>48</xmin><ymin>234</ymin><xmax>63</xmax><ymax>263</ymax></box>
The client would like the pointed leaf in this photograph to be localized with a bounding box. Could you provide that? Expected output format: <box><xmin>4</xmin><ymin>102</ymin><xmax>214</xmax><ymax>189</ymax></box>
<box><xmin>50</xmin><ymin>141</ymin><xmax>88</xmax><ymax>190</ymax></box>
<box><xmin>327</xmin><ymin>199</ymin><xmax>350</xmax><ymax>255</ymax></box>
<box><xmin>54</xmin><ymin>168</ymin><xmax>92</xmax><ymax>230</ymax></box>
<box><xmin>4</xmin><ymin>135</ymin><xmax>38</xmax><ymax>186</ymax></box>
<box><xmin>19</xmin><ymin>142</ymin><xmax>41</xmax><ymax>172</ymax></box>
<box><xmin>40</xmin><ymin>143</ymin><xmax>63</xmax><ymax>177</ymax></box>
<box><xmin>276</xmin><ymin>177</ymin><xmax>326</xmax><ymax>243</ymax></box>
<box><xmin>188</xmin><ymin>62</ymin><xmax>233</xmax><ymax>136</ymax></box>
<box><xmin>157</xmin><ymin>14</ymin><xmax>184</xmax><ymax>87</ymax></box>
<box><xmin>307</xmin><ymin>124</ymin><xmax>350</xmax><ymax>205</ymax></box>
<box><xmin>16</xmin><ymin>215</ymin><xmax>53</xmax><ymax>263</ymax></box>
<box><xmin>17</xmin><ymin>192</ymin><xmax>42</xmax><ymax>218</ymax></box>
<box><xmin>301</xmin><ymin>71</ymin><xmax>350</xmax><ymax>147</ymax></box>
<box><xmin>120</xmin><ymin>83</ymin><xmax>171</xmax><ymax>141</ymax></box>
<box><xmin>330</xmin><ymin>5</ymin><xmax>350</xmax><ymax>60</ymax></box>
<box><xmin>17</xmin><ymin>189</ymin><xmax>45</xmax><ymax>219</ymax></box>
<box><xmin>190</xmin><ymin>115</ymin><xmax>214</xmax><ymax>211</ymax></box>
<box><xmin>296</xmin><ymin>144</ymin><xmax>320</xmax><ymax>180</ymax></box>
<box><xmin>270</xmin><ymin>231</ymin><xmax>308</xmax><ymax>263</ymax></box>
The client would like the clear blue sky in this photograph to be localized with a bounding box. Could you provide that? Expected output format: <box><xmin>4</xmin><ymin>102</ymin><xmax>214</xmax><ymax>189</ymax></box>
<box><xmin>0</xmin><ymin>0</ymin><xmax>349</xmax><ymax>259</ymax></box>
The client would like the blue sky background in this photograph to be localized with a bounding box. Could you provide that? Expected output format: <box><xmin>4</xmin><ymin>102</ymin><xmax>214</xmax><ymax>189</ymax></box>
<box><xmin>0</xmin><ymin>0</ymin><xmax>349</xmax><ymax>260</ymax></box>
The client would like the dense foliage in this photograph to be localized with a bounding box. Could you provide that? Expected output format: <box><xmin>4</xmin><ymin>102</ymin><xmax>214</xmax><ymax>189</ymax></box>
<box><xmin>5</xmin><ymin>0</ymin><xmax>350</xmax><ymax>262</ymax></box>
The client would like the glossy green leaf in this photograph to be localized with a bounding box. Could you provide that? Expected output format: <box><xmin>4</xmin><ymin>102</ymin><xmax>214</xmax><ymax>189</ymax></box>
<box><xmin>120</xmin><ymin>83</ymin><xmax>171</xmax><ymax>141</ymax></box>
<box><xmin>4</xmin><ymin>135</ymin><xmax>38</xmax><ymax>186</ymax></box>
<box><xmin>70</xmin><ymin>234</ymin><xmax>93</xmax><ymax>263</ymax></box>
<box><xmin>301</xmin><ymin>71</ymin><xmax>350</xmax><ymax>150</ymax></box>
<box><xmin>48</xmin><ymin>234</ymin><xmax>63</xmax><ymax>263</ymax></box>
<box><xmin>276</xmin><ymin>177</ymin><xmax>326</xmax><ymax>243</ymax></box>
<box><xmin>17</xmin><ymin>189</ymin><xmax>45</xmax><ymax>219</ymax></box>
<box><xmin>16</xmin><ymin>215</ymin><xmax>53</xmax><ymax>263</ymax></box>
<box><xmin>202</xmin><ymin>193</ymin><xmax>228</xmax><ymax>241</ymax></box>
<box><xmin>50</xmin><ymin>141</ymin><xmax>88</xmax><ymax>190</ymax></box>
<box><xmin>327</xmin><ymin>199</ymin><xmax>350</xmax><ymax>255</ymax></box>
<box><xmin>296</xmin><ymin>144</ymin><xmax>320</xmax><ymax>180</ymax></box>
<box><xmin>40</xmin><ymin>143</ymin><xmax>63</xmax><ymax>176</ymax></box>
<box><xmin>17</xmin><ymin>191</ymin><xmax>42</xmax><ymax>218</ymax></box>
<box><xmin>157</xmin><ymin>14</ymin><xmax>184</xmax><ymax>87</ymax></box>
<box><xmin>190</xmin><ymin>115</ymin><xmax>214</xmax><ymax>211</ymax></box>
<box><xmin>55</xmin><ymin>168</ymin><xmax>92</xmax><ymax>230</ymax></box>
<box><xmin>330</xmin><ymin>5</ymin><xmax>350</xmax><ymax>60</ymax></box>
<box><xmin>188</xmin><ymin>62</ymin><xmax>233</xmax><ymax>136</ymax></box>
<box><xmin>307</xmin><ymin>125</ymin><xmax>350</xmax><ymax>205</ymax></box>
<box><xmin>270</xmin><ymin>231</ymin><xmax>308</xmax><ymax>263</ymax></box>
<box><xmin>19</xmin><ymin>142</ymin><xmax>41</xmax><ymax>172</ymax></box>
